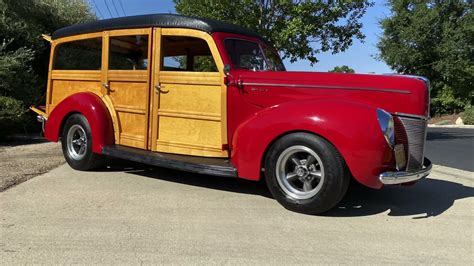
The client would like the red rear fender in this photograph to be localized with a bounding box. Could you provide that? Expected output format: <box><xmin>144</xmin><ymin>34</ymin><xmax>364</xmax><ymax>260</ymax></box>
<box><xmin>231</xmin><ymin>99</ymin><xmax>393</xmax><ymax>189</ymax></box>
<box><xmin>44</xmin><ymin>92</ymin><xmax>114</xmax><ymax>154</ymax></box>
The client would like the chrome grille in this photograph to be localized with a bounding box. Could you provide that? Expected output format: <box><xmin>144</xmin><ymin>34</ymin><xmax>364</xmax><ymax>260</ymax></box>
<box><xmin>395</xmin><ymin>116</ymin><xmax>427</xmax><ymax>171</ymax></box>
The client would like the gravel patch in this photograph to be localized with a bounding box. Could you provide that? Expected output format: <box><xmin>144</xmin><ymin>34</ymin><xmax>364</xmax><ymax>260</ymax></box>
<box><xmin>0</xmin><ymin>141</ymin><xmax>64</xmax><ymax>191</ymax></box>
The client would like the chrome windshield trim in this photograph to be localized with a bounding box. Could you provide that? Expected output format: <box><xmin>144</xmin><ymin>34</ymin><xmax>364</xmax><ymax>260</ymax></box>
<box><xmin>402</xmin><ymin>75</ymin><xmax>430</xmax><ymax>87</ymax></box>
<box><xmin>383</xmin><ymin>73</ymin><xmax>430</xmax><ymax>86</ymax></box>
<box><xmin>393</xmin><ymin>112</ymin><xmax>429</xmax><ymax>120</ymax></box>
<box><xmin>241</xmin><ymin>82</ymin><xmax>411</xmax><ymax>94</ymax></box>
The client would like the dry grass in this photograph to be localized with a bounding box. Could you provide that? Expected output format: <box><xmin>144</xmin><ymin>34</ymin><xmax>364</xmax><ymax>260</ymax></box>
<box><xmin>428</xmin><ymin>113</ymin><xmax>463</xmax><ymax>125</ymax></box>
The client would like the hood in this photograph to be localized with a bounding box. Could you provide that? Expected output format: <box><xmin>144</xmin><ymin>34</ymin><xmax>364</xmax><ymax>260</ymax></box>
<box><xmin>233</xmin><ymin>70</ymin><xmax>430</xmax><ymax>118</ymax></box>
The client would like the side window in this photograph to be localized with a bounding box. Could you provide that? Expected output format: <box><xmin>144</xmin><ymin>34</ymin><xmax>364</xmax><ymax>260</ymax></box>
<box><xmin>109</xmin><ymin>35</ymin><xmax>149</xmax><ymax>70</ymax></box>
<box><xmin>161</xmin><ymin>36</ymin><xmax>217</xmax><ymax>72</ymax></box>
<box><xmin>224</xmin><ymin>39</ymin><xmax>266</xmax><ymax>71</ymax></box>
<box><xmin>54</xmin><ymin>38</ymin><xmax>102</xmax><ymax>70</ymax></box>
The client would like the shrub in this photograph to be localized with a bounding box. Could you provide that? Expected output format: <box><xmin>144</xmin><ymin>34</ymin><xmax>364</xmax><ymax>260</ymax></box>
<box><xmin>0</xmin><ymin>96</ymin><xmax>27</xmax><ymax>139</ymax></box>
<box><xmin>0</xmin><ymin>0</ymin><xmax>96</xmax><ymax>137</ymax></box>
<box><xmin>0</xmin><ymin>40</ymin><xmax>37</xmax><ymax>104</ymax></box>
<box><xmin>462</xmin><ymin>105</ymin><xmax>474</xmax><ymax>125</ymax></box>
<box><xmin>430</xmin><ymin>85</ymin><xmax>466</xmax><ymax>116</ymax></box>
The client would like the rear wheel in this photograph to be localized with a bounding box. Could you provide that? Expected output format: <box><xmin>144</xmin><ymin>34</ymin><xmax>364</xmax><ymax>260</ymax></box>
<box><xmin>61</xmin><ymin>114</ymin><xmax>105</xmax><ymax>170</ymax></box>
<box><xmin>264</xmin><ymin>132</ymin><xmax>349</xmax><ymax>214</ymax></box>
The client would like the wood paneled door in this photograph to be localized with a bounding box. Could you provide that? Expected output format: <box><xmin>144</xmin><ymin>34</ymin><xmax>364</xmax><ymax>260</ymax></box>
<box><xmin>104</xmin><ymin>29</ymin><xmax>152</xmax><ymax>149</ymax></box>
<box><xmin>150</xmin><ymin>28</ymin><xmax>228</xmax><ymax>157</ymax></box>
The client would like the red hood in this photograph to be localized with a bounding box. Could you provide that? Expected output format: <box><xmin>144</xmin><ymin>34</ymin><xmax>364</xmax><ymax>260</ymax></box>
<box><xmin>232</xmin><ymin>70</ymin><xmax>430</xmax><ymax>118</ymax></box>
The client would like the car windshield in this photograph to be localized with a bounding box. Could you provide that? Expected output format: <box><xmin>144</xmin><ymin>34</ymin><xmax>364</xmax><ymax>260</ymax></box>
<box><xmin>224</xmin><ymin>39</ymin><xmax>286</xmax><ymax>71</ymax></box>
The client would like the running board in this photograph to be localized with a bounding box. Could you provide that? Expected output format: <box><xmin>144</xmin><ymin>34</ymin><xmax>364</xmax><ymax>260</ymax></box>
<box><xmin>102</xmin><ymin>145</ymin><xmax>238</xmax><ymax>178</ymax></box>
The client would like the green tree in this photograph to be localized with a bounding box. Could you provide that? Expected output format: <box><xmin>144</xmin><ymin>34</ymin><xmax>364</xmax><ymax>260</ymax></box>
<box><xmin>0</xmin><ymin>0</ymin><xmax>95</xmax><ymax>138</ymax></box>
<box><xmin>329</xmin><ymin>65</ymin><xmax>355</xmax><ymax>73</ymax></box>
<box><xmin>174</xmin><ymin>0</ymin><xmax>373</xmax><ymax>65</ymax></box>
<box><xmin>377</xmin><ymin>0</ymin><xmax>473</xmax><ymax>115</ymax></box>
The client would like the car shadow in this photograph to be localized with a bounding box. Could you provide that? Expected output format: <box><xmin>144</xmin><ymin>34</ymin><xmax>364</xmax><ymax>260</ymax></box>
<box><xmin>103</xmin><ymin>158</ymin><xmax>273</xmax><ymax>198</ymax></box>
<box><xmin>325</xmin><ymin>178</ymin><xmax>474</xmax><ymax>218</ymax></box>
<box><xmin>104</xmin><ymin>159</ymin><xmax>473</xmax><ymax>218</ymax></box>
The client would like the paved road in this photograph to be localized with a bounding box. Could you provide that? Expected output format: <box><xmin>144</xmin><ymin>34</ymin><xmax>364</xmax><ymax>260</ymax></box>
<box><xmin>1</xmin><ymin>163</ymin><xmax>473</xmax><ymax>264</ymax></box>
<box><xmin>425</xmin><ymin>128</ymin><xmax>474</xmax><ymax>172</ymax></box>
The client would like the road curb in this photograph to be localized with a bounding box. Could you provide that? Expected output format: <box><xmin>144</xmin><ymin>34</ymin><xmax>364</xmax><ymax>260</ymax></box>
<box><xmin>428</xmin><ymin>124</ymin><xmax>474</xmax><ymax>129</ymax></box>
<box><xmin>431</xmin><ymin>164</ymin><xmax>473</xmax><ymax>182</ymax></box>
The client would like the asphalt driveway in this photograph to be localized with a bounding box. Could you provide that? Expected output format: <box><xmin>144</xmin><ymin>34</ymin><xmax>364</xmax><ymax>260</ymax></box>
<box><xmin>1</xmin><ymin>162</ymin><xmax>473</xmax><ymax>264</ymax></box>
<box><xmin>426</xmin><ymin>128</ymin><xmax>474</xmax><ymax>171</ymax></box>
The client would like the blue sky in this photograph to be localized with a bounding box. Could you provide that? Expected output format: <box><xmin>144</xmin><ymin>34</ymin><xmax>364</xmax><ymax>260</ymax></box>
<box><xmin>89</xmin><ymin>0</ymin><xmax>393</xmax><ymax>73</ymax></box>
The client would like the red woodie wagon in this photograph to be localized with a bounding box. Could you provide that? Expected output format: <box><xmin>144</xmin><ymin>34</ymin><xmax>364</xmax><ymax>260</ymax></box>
<box><xmin>32</xmin><ymin>14</ymin><xmax>432</xmax><ymax>214</ymax></box>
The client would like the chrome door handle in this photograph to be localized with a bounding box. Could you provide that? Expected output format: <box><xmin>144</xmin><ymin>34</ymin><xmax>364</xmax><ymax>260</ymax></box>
<box><xmin>155</xmin><ymin>85</ymin><xmax>169</xmax><ymax>94</ymax></box>
<box><xmin>103</xmin><ymin>83</ymin><xmax>114</xmax><ymax>92</ymax></box>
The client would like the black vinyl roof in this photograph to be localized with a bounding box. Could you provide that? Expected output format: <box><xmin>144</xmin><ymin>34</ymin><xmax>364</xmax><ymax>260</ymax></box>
<box><xmin>52</xmin><ymin>13</ymin><xmax>264</xmax><ymax>41</ymax></box>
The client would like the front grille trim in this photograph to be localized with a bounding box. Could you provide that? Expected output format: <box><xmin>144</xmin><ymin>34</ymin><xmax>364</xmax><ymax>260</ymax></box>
<box><xmin>394</xmin><ymin>115</ymin><xmax>427</xmax><ymax>172</ymax></box>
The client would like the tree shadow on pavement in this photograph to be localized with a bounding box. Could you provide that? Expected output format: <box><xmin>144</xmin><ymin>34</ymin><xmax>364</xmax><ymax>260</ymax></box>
<box><xmin>105</xmin><ymin>159</ymin><xmax>473</xmax><ymax>218</ymax></box>
<box><xmin>0</xmin><ymin>135</ymin><xmax>48</xmax><ymax>147</ymax></box>
<box><xmin>426</xmin><ymin>130</ymin><xmax>474</xmax><ymax>141</ymax></box>
<box><xmin>325</xmin><ymin>178</ymin><xmax>474</xmax><ymax>218</ymax></box>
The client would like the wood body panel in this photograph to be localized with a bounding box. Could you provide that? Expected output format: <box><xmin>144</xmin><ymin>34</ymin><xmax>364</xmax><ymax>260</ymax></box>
<box><xmin>50</xmin><ymin>79</ymin><xmax>101</xmax><ymax>107</ymax></box>
<box><xmin>51</xmin><ymin>70</ymin><xmax>101</xmax><ymax>81</ymax></box>
<box><xmin>149</xmin><ymin>28</ymin><xmax>161</xmax><ymax>150</ymax></box>
<box><xmin>156</xmin><ymin>116</ymin><xmax>223</xmax><ymax>155</ymax></box>
<box><xmin>47</xmin><ymin>27</ymin><xmax>228</xmax><ymax>158</ymax></box>
<box><xmin>48</xmin><ymin>70</ymin><xmax>102</xmax><ymax>113</ymax></box>
<box><xmin>107</xmin><ymin>71</ymin><xmax>149</xmax><ymax>148</ymax></box>
<box><xmin>158</xmin><ymin>82</ymin><xmax>221</xmax><ymax>115</ymax></box>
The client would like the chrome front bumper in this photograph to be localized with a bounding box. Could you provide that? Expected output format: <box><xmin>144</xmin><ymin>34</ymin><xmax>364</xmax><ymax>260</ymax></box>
<box><xmin>379</xmin><ymin>158</ymin><xmax>432</xmax><ymax>185</ymax></box>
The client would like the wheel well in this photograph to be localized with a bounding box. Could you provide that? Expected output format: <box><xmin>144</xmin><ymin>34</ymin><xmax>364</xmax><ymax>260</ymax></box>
<box><xmin>260</xmin><ymin>130</ymin><xmax>353</xmax><ymax>180</ymax></box>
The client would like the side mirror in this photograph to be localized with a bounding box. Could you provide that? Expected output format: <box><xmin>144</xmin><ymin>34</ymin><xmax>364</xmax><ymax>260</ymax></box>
<box><xmin>223</xmin><ymin>64</ymin><xmax>241</xmax><ymax>87</ymax></box>
<box><xmin>223</xmin><ymin>64</ymin><xmax>231</xmax><ymax>76</ymax></box>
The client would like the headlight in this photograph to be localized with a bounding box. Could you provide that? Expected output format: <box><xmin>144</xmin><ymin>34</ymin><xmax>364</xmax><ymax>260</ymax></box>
<box><xmin>376</xmin><ymin>108</ymin><xmax>395</xmax><ymax>148</ymax></box>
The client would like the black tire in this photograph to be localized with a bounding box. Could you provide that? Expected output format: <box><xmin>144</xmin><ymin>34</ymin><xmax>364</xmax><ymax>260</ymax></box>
<box><xmin>61</xmin><ymin>114</ymin><xmax>105</xmax><ymax>171</ymax></box>
<box><xmin>264</xmin><ymin>132</ymin><xmax>350</xmax><ymax>214</ymax></box>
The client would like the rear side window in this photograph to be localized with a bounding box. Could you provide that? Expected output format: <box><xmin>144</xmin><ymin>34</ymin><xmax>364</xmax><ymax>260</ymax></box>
<box><xmin>54</xmin><ymin>38</ymin><xmax>102</xmax><ymax>70</ymax></box>
<box><xmin>109</xmin><ymin>35</ymin><xmax>149</xmax><ymax>70</ymax></box>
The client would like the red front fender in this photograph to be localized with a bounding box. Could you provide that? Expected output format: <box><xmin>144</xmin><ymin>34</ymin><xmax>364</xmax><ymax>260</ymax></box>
<box><xmin>44</xmin><ymin>92</ymin><xmax>114</xmax><ymax>154</ymax></box>
<box><xmin>231</xmin><ymin>100</ymin><xmax>393</xmax><ymax>189</ymax></box>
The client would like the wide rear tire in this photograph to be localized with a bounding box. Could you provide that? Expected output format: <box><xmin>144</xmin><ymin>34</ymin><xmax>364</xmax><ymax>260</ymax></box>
<box><xmin>264</xmin><ymin>132</ymin><xmax>350</xmax><ymax>214</ymax></box>
<box><xmin>61</xmin><ymin>114</ymin><xmax>105</xmax><ymax>171</ymax></box>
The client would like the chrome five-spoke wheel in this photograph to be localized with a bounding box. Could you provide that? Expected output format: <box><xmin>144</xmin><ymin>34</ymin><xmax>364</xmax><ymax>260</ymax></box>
<box><xmin>61</xmin><ymin>114</ymin><xmax>105</xmax><ymax>170</ymax></box>
<box><xmin>264</xmin><ymin>132</ymin><xmax>349</xmax><ymax>214</ymax></box>
<box><xmin>66</xmin><ymin>124</ymin><xmax>88</xmax><ymax>160</ymax></box>
<box><xmin>276</xmin><ymin>145</ymin><xmax>325</xmax><ymax>200</ymax></box>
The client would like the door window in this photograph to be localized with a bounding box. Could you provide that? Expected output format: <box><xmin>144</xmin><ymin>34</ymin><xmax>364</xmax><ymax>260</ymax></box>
<box><xmin>161</xmin><ymin>36</ymin><xmax>217</xmax><ymax>72</ymax></box>
<box><xmin>109</xmin><ymin>35</ymin><xmax>149</xmax><ymax>70</ymax></box>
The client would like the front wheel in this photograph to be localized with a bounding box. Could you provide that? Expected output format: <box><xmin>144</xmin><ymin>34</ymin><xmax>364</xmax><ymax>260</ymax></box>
<box><xmin>61</xmin><ymin>114</ymin><xmax>105</xmax><ymax>170</ymax></box>
<box><xmin>264</xmin><ymin>133</ymin><xmax>350</xmax><ymax>214</ymax></box>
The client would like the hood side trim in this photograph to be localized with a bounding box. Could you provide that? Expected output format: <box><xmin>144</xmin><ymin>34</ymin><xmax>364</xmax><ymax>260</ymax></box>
<box><xmin>241</xmin><ymin>82</ymin><xmax>411</xmax><ymax>94</ymax></box>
